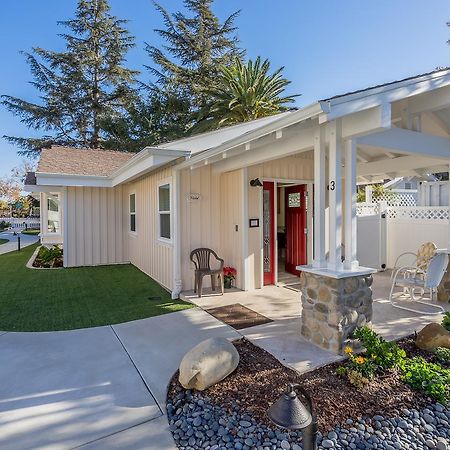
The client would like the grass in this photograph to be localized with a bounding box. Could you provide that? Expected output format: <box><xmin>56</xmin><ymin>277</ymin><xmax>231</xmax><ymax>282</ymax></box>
<box><xmin>0</xmin><ymin>239</ymin><xmax>8</xmax><ymax>245</ymax></box>
<box><xmin>21</xmin><ymin>229</ymin><xmax>40</xmax><ymax>235</ymax></box>
<box><xmin>0</xmin><ymin>243</ymin><xmax>193</xmax><ymax>331</ymax></box>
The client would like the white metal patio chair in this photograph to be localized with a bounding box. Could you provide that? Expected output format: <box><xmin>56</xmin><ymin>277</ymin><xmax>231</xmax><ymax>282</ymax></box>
<box><xmin>391</xmin><ymin>242</ymin><xmax>437</xmax><ymax>277</ymax></box>
<box><xmin>389</xmin><ymin>252</ymin><xmax>447</xmax><ymax>315</ymax></box>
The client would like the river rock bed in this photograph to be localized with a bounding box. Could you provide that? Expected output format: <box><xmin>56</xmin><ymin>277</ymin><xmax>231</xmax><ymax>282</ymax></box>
<box><xmin>167</xmin><ymin>388</ymin><xmax>449</xmax><ymax>450</ymax></box>
<box><xmin>167</xmin><ymin>338</ymin><xmax>449</xmax><ymax>449</ymax></box>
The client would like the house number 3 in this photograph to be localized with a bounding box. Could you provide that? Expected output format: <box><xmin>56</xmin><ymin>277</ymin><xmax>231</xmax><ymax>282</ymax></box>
<box><xmin>328</xmin><ymin>181</ymin><xmax>336</xmax><ymax>191</ymax></box>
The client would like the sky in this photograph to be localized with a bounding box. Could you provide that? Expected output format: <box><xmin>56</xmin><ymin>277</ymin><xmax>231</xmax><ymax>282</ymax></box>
<box><xmin>1</xmin><ymin>0</ymin><xmax>450</xmax><ymax>177</ymax></box>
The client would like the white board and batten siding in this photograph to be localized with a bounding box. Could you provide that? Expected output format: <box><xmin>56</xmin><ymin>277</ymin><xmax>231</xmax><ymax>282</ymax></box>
<box><xmin>179</xmin><ymin>166</ymin><xmax>243</xmax><ymax>291</ymax></box>
<box><xmin>66</xmin><ymin>186</ymin><xmax>128</xmax><ymax>267</ymax></box>
<box><xmin>125</xmin><ymin>166</ymin><xmax>174</xmax><ymax>291</ymax></box>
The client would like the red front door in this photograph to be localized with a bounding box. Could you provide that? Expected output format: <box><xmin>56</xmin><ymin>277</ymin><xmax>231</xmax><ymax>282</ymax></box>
<box><xmin>285</xmin><ymin>184</ymin><xmax>307</xmax><ymax>275</ymax></box>
<box><xmin>263</xmin><ymin>181</ymin><xmax>275</xmax><ymax>285</ymax></box>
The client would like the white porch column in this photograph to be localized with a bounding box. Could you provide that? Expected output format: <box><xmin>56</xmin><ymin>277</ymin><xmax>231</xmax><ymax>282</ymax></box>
<box><xmin>344</xmin><ymin>140</ymin><xmax>359</xmax><ymax>269</ymax></box>
<box><xmin>313</xmin><ymin>126</ymin><xmax>326</xmax><ymax>268</ymax></box>
<box><xmin>448</xmin><ymin>165</ymin><xmax>450</xmax><ymax>248</ymax></box>
<box><xmin>328</xmin><ymin>120</ymin><xmax>343</xmax><ymax>270</ymax></box>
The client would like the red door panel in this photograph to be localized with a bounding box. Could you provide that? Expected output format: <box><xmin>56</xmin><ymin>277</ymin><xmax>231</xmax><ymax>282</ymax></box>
<box><xmin>285</xmin><ymin>184</ymin><xmax>307</xmax><ymax>275</ymax></box>
<box><xmin>263</xmin><ymin>182</ymin><xmax>275</xmax><ymax>285</ymax></box>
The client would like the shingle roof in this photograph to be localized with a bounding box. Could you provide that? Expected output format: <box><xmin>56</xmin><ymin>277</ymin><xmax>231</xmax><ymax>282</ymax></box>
<box><xmin>37</xmin><ymin>146</ymin><xmax>135</xmax><ymax>177</ymax></box>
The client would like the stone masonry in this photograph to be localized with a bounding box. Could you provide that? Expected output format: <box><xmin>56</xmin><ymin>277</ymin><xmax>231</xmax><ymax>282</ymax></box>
<box><xmin>299</xmin><ymin>271</ymin><xmax>373</xmax><ymax>354</ymax></box>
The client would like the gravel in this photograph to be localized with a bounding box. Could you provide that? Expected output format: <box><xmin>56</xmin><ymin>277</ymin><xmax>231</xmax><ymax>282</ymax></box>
<box><xmin>167</xmin><ymin>338</ymin><xmax>449</xmax><ymax>449</ymax></box>
<box><xmin>167</xmin><ymin>387</ymin><xmax>449</xmax><ymax>450</ymax></box>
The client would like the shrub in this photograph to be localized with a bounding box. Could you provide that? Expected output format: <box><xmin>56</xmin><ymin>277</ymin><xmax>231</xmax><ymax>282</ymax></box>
<box><xmin>442</xmin><ymin>312</ymin><xmax>450</xmax><ymax>333</ymax></box>
<box><xmin>400</xmin><ymin>357</ymin><xmax>450</xmax><ymax>404</ymax></box>
<box><xmin>434</xmin><ymin>347</ymin><xmax>450</xmax><ymax>365</ymax></box>
<box><xmin>0</xmin><ymin>220</ymin><xmax>11</xmax><ymax>230</ymax></box>
<box><xmin>352</xmin><ymin>326</ymin><xmax>406</xmax><ymax>372</ymax></box>
<box><xmin>36</xmin><ymin>245</ymin><xmax>63</xmax><ymax>268</ymax></box>
<box><xmin>347</xmin><ymin>369</ymin><xmax>370</xmax><ymax>390</ymax></box>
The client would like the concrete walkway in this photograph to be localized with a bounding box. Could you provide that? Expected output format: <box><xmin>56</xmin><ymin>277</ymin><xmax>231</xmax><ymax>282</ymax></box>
<box><xmin>0</xmin><ymin>230</ymin><xmax>39</xmax><ymax>255</ymax></box>
<box><xmin>0</xmin><ymin>309</ymin><xmax>240</xmax><ymax>450</ymax></box>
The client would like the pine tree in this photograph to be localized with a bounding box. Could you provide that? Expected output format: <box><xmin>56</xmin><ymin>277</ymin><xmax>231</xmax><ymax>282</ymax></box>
<box><xmin>2</xmin><ymin>0</ymin><xmax>138</xmax><ymax>156</ymax></box>
<box><xmin>145</xmin><ymin>0</ymin><xmax>244</xmax><ymax>132</ymax></box>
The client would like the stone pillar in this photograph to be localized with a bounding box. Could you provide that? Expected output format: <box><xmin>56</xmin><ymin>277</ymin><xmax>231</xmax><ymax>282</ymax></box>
<box><xmin>437</xmin><ymin>259</ymin><xmax>450</xmax><ymax>302</ymax></box>
<box><xmin>300</xmin><ymin>272</ymin><xmax>373</xmax><ymax>354</ymax></box>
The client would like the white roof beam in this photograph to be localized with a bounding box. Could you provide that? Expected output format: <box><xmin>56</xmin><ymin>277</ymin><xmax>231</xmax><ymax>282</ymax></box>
<box><xmin>427</xmin><ymin>110</ymin><xmax>450</xmax><ymax>136</ymax></box>
<box><xmin>408</xmin><ymin>84</ymin><xmax>450</xmax><ymax>114</ymax></box>
<box><xmin>212</xmin><ymin>127</ymin><xmax>315</xmax><ymax>174</ymax></box>
<box><xmin>357</xmin><ymin>128</ymin><xmax>450</xmax><ymax>160</ymax></box>
<box><xmin>358</xmin><ymin>155</ymin><xmax>449</xmax><ymax>176</ymax></box>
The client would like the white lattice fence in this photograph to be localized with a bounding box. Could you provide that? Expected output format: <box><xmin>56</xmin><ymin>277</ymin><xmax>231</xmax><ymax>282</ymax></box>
<box><xmin>356</xmin><ymin>203</ymin><xmax>380</xmax><ymax>216</ymax></box>
<box><xmin>385</xmin><ymin>206</ymin><xmax>449</xmax><ymax>221</ymax></box>
<box><xmin>373</xmin><ymin>190</ymin><xmax>417</xmax><ymax>207</ymax></box>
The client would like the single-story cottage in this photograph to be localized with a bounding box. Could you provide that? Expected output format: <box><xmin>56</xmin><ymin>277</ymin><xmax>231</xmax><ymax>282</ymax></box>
<box><xmin>26</xmin><ymin>68</ymin><xmax>450</xmax><ymax>352</ymax></box>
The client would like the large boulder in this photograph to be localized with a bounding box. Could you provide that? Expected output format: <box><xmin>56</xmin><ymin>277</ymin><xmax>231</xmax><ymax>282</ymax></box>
<box><xmin>416</xmin><ymin>323</ymin><xmax>450</xmax><ymax>350</ymax></box>
<box><xmin>179</xmin><ymin>337</ymin><xmax>239</xmax><ymax>391</ymax></box>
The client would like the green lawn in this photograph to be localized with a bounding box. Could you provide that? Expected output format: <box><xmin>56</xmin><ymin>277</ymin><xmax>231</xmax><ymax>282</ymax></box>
<box><xmin>21</xmin><ymin>229</ymin><xmax>40</xmax><ymax>235</ymax></box>
<box><xmin>0</xmin><ymin>239</ymin><xmax>8</xmax><ymax>245</ymax></box>
<box><xmin>0</xmin><ymin>243</ymin><xmax>193</xmax><ymax>331</ymax></box>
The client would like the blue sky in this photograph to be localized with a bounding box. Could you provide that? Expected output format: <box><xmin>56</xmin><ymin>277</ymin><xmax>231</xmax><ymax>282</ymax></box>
<box><xmin>1</xmin><ymin>0</ymin><xmax>449</xmax><ymax>177</ymax></box>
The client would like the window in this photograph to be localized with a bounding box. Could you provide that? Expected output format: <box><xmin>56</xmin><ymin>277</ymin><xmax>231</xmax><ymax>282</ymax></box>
<box><xmin>288</xmin><ymin>192</ymin><xmax>301</xmax><ymax>208</ymax></box>
<box><xmin>158</xmin><ymin>183</ymin><xmax>171</xmax><ymax>241</ymax></box>
<box><xmin>129</xmin><ymin>193</ymin><xmax>136</xmax><ymax>232</ymax></box>
<box><xmin>47</xmin><ymin>193</ymin><xmax>60</xmax><ymax>233</ymax></box>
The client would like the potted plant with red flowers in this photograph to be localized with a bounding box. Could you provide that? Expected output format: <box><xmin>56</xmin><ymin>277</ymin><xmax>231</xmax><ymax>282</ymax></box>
<box><xmin>223</xmin><ymin>266</ymin><xmax>237</xmax><ymax>289</ymax></box>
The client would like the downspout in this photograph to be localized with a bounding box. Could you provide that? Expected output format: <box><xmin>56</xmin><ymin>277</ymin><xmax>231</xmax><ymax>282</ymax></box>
<box><xmin>171</xmin><ymin>166</ymin><xmax>183</xmax><ymax>299</ymax></box>
<box><xmin>62</xmin><ymin>187</ymin><xmax>68</xmax><ymax>267</ymax></box>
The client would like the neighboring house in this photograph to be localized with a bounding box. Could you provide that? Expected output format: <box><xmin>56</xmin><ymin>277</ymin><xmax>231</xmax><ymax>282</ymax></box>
<box><xmin>26</xmin><ymin>68</ymin><xmax>450</xmax><ymax>308</ymax></box>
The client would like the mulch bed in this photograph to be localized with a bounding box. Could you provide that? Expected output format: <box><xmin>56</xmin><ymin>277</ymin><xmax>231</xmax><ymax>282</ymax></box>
<box><xmin>205</xmin><ymin>304</ymin><xmax>273</xmax><ymax>330</ymax></box>
<box><xmin>169</xmin><ymin>336</ymin><xmax>439</xmax><ymax>432</ymax></box>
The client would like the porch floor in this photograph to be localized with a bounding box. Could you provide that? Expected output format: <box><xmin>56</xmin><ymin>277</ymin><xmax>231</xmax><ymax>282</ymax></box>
<box><xmin>181</xmin><ymin>271</ymin><xmax>450</xmax><ymax>374</ymax></box>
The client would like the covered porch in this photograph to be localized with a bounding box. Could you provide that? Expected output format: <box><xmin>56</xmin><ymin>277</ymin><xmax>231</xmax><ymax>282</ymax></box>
<box><xmin>180</xmin><ymin>68</ymin><xmax>450</xmax><ymax>355</ymax></box>
<box><xmin>182</xmin><ymin>271</ymin><xmax>450</xmax><ymax>373</ymax></box>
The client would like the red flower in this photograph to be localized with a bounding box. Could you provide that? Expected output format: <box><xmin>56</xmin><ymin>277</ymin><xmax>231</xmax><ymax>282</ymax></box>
<box><xmin>223</xmin><ymin>266</ymin><xmax>237</xmax><ymax>278</ymax></box>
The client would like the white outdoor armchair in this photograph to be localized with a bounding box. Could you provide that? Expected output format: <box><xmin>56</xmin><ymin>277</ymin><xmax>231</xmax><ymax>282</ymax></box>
<box><xmin>389</xmin><ymin>252</ymin><xmax>447</xmax><ymax>315</ymax></box>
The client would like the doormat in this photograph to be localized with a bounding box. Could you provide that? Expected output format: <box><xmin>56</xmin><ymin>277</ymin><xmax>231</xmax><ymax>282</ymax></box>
<box><xmin>205</xmin><ymin>304</ymin><xmax>273</xmax><ymax>330</ymax></box>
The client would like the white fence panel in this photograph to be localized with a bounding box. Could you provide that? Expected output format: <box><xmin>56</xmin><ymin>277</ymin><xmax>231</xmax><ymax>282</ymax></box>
<box><xmin>357</xmin><ymin>213</ymin><xmax>386</xmax><ymax>270</ymax></box>
<box><xmin>386</xmin><ymin>219</ymin><xmax>449</xmax><ymax>268</ymax></box>
<box><xmin>418</xmin><ymin>181</ymin><xmax>449</xmax><ymax>206</ymax></box>
<box><xmin>0</xmin><ymin>217</ymin><xmax>40</xmax><ymax>230</ymax></box>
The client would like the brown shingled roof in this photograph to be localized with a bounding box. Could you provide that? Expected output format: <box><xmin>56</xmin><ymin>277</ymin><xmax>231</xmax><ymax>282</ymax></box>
<box><xmin>37</xmin><ymin>146</ymin><xmax>135</xmax><ymax>177</ymax></box>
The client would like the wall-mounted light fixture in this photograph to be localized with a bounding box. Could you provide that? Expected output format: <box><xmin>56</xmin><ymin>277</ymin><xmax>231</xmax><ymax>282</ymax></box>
<box><xmin>250</xmin><ymin>178</ymin><xmax>263</xmax><ymax>187</ymax></box>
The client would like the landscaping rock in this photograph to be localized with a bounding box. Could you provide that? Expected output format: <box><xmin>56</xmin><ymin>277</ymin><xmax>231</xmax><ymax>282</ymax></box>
<box><xmin>416</xmin><ymin>323</ymin><xmax>450</xmax><ymax>350</ymax></box>
<box><xmin>179</xmin><ymin>337</ymin><xmax>239</xmax><ymax>391</ymax></box>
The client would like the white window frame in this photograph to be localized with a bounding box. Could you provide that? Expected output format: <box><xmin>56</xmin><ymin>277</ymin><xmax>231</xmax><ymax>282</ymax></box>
<box><xmin>46</xmin><ymin>192</ymin><xmax>61</xmax><ymax>234</ymax></box>
<box><xmin>157</xmin><ymin>178</ymin><xmax>172</xmax><ymax>244</ymax></box>
<box><xmin>129</xmin><ymin>192</ymin><xmax>137</xmax><ymax>235</ymax></box>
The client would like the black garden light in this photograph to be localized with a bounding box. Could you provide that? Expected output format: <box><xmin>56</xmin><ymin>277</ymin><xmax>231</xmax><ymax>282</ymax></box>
<box><xmin>267</xmin><ymin>384</ymin><xmax>318</xmax><ymax>450</ymax></box>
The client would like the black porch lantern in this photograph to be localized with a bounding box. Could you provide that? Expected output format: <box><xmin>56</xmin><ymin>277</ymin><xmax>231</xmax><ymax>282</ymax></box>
<box><xmin>267</xmin><ymin>384</ymin><xmax>318</xmax><ymax>450</ymax></box>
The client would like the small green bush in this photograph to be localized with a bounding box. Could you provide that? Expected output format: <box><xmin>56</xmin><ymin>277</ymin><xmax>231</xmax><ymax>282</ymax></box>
<box><xmin>37</xmin><ymin>245</ymin><xmax>63</xmax><ymax>268</ymax></box>
<box><xmin>400</xmin><ymin>357</ymin><xmax>450</xmax><ymax>404</ymax></box>
<box><xmin>0</xmin><ymin>220</ymin><xmax>11</xmax><ymax>230</ymax></box>
<box><xmin>352</xmin><ymin>326</ymin><xmax>406</xmax><ymax>372</ymax></box>
<box><xmin>434</xmin><ymin>347</ymin><xmax>450</xmax><ymax>364</ymax></box>
<box><xmin>442</xmin><ymin>312</ymin><xmax>450</xmax><ymax>333</ymax></box>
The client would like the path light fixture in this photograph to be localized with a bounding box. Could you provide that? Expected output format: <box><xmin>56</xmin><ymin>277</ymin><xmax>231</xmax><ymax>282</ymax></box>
<box><xmin>267</xmin><ymin>384</ymin><xmax>318</xmax><ymax>450</ymax></box>
<box><xmin>250</xmin><ymin>178</ymin><xmax>263</xmax><ymax>187</ymax></box>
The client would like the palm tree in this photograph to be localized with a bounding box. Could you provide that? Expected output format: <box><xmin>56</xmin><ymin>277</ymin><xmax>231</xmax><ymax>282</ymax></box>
<box><xmin>196</xmin><ymin>57</ymin><xmax>299</xmax><ymax>130</ymax></box>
